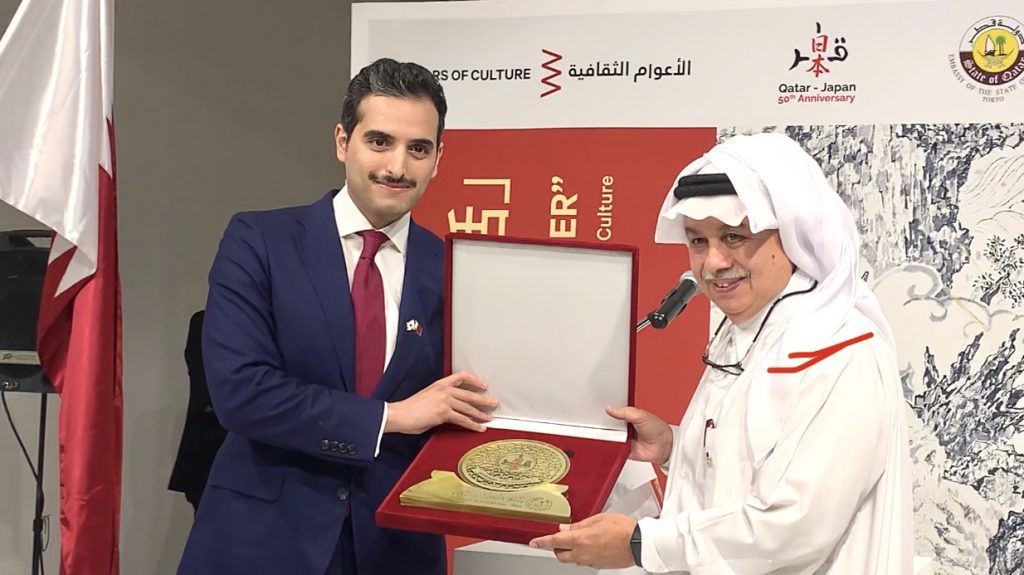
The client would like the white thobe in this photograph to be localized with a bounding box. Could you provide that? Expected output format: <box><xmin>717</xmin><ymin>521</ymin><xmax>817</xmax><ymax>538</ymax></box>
<box><xmin>639</xmin><ymin>272</ymin><xmax>914</xmax><ymax>574</ymax></box>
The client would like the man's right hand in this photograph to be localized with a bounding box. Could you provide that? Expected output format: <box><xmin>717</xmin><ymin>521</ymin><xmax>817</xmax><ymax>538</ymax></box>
<box><xmin>605</xmin><ymin>406</ymin><xmax>673</xmax><ymax>466</ymax></box>
<box><xmin>385</xmin><ymin>371</ymin><xmax>498</xmax><ymax>435</ymax></box>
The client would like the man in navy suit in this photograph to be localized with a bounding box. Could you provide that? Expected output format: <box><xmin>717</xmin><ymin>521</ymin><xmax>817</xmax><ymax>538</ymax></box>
<box><xmin>178</xmin><ymin>58</ymin><xmax>498</xmax><ymax>575</ymax></box>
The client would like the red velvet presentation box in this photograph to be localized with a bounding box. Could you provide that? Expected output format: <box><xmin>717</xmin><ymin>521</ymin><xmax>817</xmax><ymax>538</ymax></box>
<box><xmin>377</xmin><ymin>234</ymin><xmax>638</xmax><ymax>544</ymax></box>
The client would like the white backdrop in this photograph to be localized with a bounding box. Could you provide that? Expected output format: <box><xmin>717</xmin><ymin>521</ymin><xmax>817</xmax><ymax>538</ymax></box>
<box><xmin>354</xmin><ymin>1</ymin><xmax>1024</xmax><ymax>573</ymax></box>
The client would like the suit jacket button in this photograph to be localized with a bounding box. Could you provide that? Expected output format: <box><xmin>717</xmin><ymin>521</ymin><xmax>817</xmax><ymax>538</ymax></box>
<box><xmin>336</xmin><ymin>487</ymin><xmax>350</xmax><ymax>501</ymax></box>
<box><xmin>347</xmin><ymin>445</ymin><xmax>357</xmax><ymax>455</ymax></box>
<box><xmin>320</xmin><ymin>439</ymin><xmax>330</xmax><ymax>451</ymax></box>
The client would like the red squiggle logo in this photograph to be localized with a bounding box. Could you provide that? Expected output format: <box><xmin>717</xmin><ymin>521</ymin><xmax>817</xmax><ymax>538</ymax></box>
<box><xmin>767</xmin><ymin>332</ymin><xmax>874</xmax><ymax>374</ymax></box>
<box><xmin>540</xmin><ymin>49</ymin><xmax>562</xmax><ymax>98</ymax></box>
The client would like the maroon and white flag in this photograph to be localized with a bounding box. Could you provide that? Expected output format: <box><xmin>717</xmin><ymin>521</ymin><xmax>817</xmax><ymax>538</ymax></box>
<box><xmin>0</xmin><ymin>0</ymin><xmax>122</xmax><ymax>573</ymax></box>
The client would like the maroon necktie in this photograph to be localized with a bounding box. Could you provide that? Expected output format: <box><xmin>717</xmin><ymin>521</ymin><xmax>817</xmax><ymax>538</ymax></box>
<box><xmin>352</xmin><ymin>230</ymin><xmax>389</xmax><ymax>397</ymax></box>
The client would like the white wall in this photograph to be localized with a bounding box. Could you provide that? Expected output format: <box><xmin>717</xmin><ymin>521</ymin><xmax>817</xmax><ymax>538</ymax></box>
<box><xmin>0</xmin><ymin>1</ymin><xmax>424</xmax><ymax>572</ymax></box>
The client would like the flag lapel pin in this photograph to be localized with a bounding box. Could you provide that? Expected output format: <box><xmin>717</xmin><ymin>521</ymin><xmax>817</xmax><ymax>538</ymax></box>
<box><xmin>405</xmin><ymin>319</ymin><xmax>422</xmax><ymax>336</ymax></box>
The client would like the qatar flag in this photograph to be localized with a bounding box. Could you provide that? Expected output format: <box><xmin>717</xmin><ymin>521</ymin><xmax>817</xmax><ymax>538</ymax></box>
<box><xmin>0</xmin><ymin>0</ymin><xmax>122</xmax><ymax>573</ymax></box>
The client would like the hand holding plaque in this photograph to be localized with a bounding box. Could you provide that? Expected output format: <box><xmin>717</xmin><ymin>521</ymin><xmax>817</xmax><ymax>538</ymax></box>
<box><xmin>400</xmin><ymin>439</ymin><xmax>573</xmax><ymax>523</ymax></box>
<box><xmin>376</xmin><ymin>236</ymin><xmax>637</xmax><ymax>543</ymax></box>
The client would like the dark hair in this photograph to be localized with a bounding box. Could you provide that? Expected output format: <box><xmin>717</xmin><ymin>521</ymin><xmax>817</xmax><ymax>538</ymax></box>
<box><xmin>340</xmin><ymin>58</ymin><xmax>447</xmax><ymax>143</ymax></box>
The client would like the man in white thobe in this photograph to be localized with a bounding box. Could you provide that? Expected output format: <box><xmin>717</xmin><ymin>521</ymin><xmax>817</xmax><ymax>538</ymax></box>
<box><xmin>530</xmin><ymin>133</ymin><xmax>914</xmax><ymax>574</ymax></box>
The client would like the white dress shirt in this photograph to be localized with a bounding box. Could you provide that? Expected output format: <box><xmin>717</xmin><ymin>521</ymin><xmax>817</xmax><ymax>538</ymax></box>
<box><xmin>640</xmin><ymin>271</ymin><xmax>914</xmax><ymax>574</ymax></box>
<box><xmin>333</xmin><ymin>187</ymin><xmax>411</xmax><ymax>455</ymax></box>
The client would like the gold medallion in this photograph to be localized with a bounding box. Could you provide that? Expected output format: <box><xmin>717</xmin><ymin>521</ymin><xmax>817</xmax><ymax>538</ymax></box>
<box><xmin>457</xmin><ymin>439</ymin><xmax>570</xmax><ymax>492</ymax></box>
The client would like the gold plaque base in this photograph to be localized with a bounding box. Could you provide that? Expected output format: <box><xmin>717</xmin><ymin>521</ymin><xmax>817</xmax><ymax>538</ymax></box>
<box><xmin>400</xmin><ymin>470</ymin><xmax>571</xmax><ymax>523</ymax></box>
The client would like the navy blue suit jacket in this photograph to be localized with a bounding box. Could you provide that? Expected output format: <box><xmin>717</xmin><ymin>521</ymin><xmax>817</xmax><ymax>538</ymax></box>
<box><xmin>178</xmin><ymin>191</ymin><xmax>445</xmax><ymax>575</ymax></box>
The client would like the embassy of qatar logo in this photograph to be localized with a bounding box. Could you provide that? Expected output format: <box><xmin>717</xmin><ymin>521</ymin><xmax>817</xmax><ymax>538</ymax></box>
<box><xmin>950</xmin><ymin>16</ymin><xmax>1024</xmax><ymax>102</ymax></box>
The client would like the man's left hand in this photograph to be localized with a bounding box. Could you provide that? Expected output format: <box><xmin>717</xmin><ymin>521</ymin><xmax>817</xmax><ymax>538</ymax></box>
<box><xmin>528</xmin><ymin>513</ymin><xmax>637</xmax><ymax>569</ymax></box>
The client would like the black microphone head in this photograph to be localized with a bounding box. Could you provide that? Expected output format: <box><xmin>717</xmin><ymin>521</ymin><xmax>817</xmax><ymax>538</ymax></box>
<box><xmin>677</xmin><ymin>270</ymin><xmax>700</xmax><ymax>299</ymax></box>
<box><xmin>649</xmin><ymin>270</ymin><xmax>701</xmax><ymax>329</ymax></box>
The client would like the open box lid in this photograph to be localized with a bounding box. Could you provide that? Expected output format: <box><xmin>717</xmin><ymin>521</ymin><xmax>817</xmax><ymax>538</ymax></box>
<box><xmin>446</xmin><ymin>235</ymin><xmax>638</xmax><ymax>442</ymax></box>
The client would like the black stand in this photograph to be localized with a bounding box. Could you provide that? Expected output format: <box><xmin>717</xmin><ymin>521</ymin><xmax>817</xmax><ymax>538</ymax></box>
<box><xmin>31</xmin><ymin>392</ymin><xmax>48</xmax><ymax>575</ymax></box>
<box><xmin>1</xmin><ymin>366</ymin><xmax>55</xmax><ymax>575</ymax></box>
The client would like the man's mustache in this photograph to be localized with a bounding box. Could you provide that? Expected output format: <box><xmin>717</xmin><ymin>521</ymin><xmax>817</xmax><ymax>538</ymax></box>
<box><xmin>370</xmin><ymin>173</ymin><xmax>416</xmax><ymax>188</ymax></box>
<box><xmin>703</xmin><ymin>269</ymin><xmax>749</xmax><ymax>281</ymax></box>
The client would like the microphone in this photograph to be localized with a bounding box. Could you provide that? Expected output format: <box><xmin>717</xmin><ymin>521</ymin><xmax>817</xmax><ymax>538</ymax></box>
<box><xmin>638</xmin><ymin>271</ymin><xmax>700</xmax><ymax>331</ymax></box>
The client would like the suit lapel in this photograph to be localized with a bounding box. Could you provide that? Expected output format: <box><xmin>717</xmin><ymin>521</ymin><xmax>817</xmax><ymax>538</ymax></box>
<box><xmin>374</xmin><ymin>222</ymin><xmax>438</xmax><ymax>400</ymax></box>
<box><xmin>296</xmin><ymin>191</ymin><xmax>357</xmax><ymax>392</ymax></box>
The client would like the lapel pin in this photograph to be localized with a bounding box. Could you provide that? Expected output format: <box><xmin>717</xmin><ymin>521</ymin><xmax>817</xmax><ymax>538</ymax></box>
<box><xmin>405</xmin><ymin>319</ymin><xmax>423</xmax><ymax>336</ymax></box>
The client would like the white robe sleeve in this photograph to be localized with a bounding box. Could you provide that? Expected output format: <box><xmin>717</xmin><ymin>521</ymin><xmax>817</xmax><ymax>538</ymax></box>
<box><xmin>661</xmin><ymin>424</ymin><xmax>682</xmax><ymax>476</ymax></box>
<box><xmin>640</xmin><ymin>341</ymin><xmax>895</xmax><ymax>574</ymax></box>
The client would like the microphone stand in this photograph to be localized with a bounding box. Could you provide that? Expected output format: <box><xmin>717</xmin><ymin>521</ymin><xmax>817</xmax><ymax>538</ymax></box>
<box><xmin>636</xmin><ymin>317</ymin><xmax>652</xmax><ymax>332</ymax></box>
<box><xmin>636</xmin><ymin>308</ymin><xmax>676</xmax><ymax>332</ymax></box>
